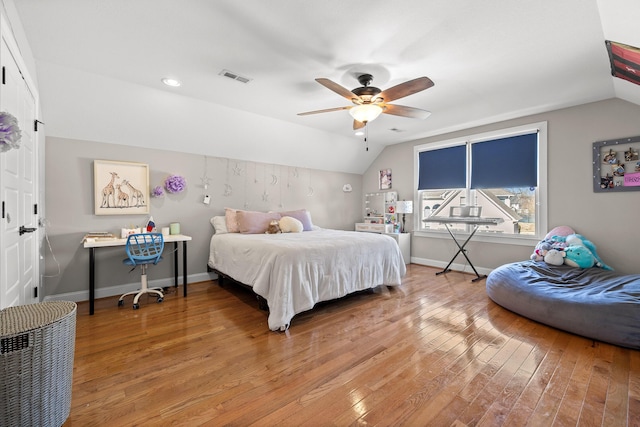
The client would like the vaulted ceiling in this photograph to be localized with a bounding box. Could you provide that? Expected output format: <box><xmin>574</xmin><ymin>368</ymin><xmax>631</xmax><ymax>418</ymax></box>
<box><xmin>13</xmin><ymin>0</ymin><xmax>640</xmax><ymax>174</ymax></box>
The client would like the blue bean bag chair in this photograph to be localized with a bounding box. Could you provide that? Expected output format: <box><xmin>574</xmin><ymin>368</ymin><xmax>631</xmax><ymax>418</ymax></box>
<box><xmin>486</xmin><ymin>260</ymin><xmax>640</xmax><ymax>349</ymax></box>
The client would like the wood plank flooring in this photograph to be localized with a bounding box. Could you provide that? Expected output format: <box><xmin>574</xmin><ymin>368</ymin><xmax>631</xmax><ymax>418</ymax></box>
<box><xmin>63</xmin><ymin>264</ymin><xmax>639</xmax><ymax>426</ymax></box>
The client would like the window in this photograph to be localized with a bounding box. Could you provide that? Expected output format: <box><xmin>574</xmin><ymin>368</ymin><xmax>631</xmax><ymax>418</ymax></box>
<box><xmin>413</xmin><ymin>122</ymin><xmax>547</xmax><ymax>241</ymax></box>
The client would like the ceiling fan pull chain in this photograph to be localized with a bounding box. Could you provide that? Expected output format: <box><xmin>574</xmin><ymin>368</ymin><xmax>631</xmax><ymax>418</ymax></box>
<box><xmin>365</xmin><ymin>123</ymin><xmax>369</xmax><ymax>151</ymax></box>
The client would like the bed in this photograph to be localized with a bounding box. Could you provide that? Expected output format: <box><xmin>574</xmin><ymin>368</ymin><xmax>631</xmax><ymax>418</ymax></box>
<box><xmin>208</xmin><ymin>228</ymin><xmax>406</xmax><ymax>331</ymax></box>
<box><xmin>486</xmin><ymin>260</ymin><xmax>640</xmax><ymax>349</ymax></box>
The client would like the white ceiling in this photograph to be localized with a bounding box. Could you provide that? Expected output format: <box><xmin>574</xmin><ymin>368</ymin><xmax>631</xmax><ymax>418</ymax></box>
<box><xmin>12</xmin><ymin>0</ymin><xmax>640</xmax><ymax>174</ymax></box>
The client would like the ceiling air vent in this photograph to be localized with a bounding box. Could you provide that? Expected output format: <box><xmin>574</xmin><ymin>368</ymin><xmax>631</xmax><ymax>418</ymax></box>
<box><xmin>219</xmin><ymin>69</ymin><xmax>252</xmax><ymax>84</ymax></box>
<box><xmin>389</xmin><ymin>128</ymin><xmax>405</xmax><ymax>132</ymax></box>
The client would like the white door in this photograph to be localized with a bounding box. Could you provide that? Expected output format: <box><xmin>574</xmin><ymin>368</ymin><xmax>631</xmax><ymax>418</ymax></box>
<box><xmin>0</xmin><ymin>34</ymin><xmax>39</xmax><ymax>309</ymax></box>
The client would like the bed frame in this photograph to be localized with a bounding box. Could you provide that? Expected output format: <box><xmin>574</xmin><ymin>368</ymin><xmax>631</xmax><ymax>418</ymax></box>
<box><xmin>207</xmin><ymin>265</ymin><xmax>378</xmax><ymax>315</ymax></box>
<box><xmin>207</xmin><ymin>265</ymin><xmax>269</xmax><ymax>311</ymax></box>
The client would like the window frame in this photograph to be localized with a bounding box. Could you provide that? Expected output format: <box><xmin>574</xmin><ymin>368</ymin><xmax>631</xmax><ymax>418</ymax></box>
<box><xmin>412</xmin><ymin>121</ymin><xmax>547</xmax><ymax>246</ymax></box>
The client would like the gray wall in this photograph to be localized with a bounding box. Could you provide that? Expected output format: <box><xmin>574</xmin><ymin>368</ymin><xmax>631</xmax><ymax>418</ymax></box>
<box><xmin>364</xmin><ymin>98</ymin><xmax>640</xmax><ymax>274</ymax></box>
<box><xmin>44</xmin><ymin>137</ymin><xmax>363</xmax><ymax>300</ymax></box>
<box><xmin>44</xmin><ymin>97</ymin><xmax>640</xmax><ymax>302</ymax></box>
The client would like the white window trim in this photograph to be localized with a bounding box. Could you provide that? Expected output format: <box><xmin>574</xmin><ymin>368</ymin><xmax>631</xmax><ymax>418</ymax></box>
<box><xmin>413</xmin><ymin>121</ymin><xmax>547</xmax><ymax>246</ymax></box>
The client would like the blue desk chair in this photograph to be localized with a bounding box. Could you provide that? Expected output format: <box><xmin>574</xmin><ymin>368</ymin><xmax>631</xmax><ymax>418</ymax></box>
<box><xmin>118</xmin><ymin>233</ymin><xmax>165</xmax><ymax>309</ymax></box>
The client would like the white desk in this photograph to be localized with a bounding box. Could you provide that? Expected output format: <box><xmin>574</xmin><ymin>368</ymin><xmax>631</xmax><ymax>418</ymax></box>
<box><xmin>83</xmin><ymin>234</ymin><xmax>192</xmax><ymax>314</ymax></box>
<box><xmin>422</xmin><ymin>217</ymin><xmax>503</xmax><ymax>282</ymax></box>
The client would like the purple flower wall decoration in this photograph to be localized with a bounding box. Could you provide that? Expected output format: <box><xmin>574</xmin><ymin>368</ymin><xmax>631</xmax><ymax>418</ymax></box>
<box><xmin>0</xmin><ymin>112</ymin><xmax>23</xmax><ymax>153</ymax></box>
<box><xmin>164</xmin><ymin>175</ymin><xmax>186</xmax><ymax>193</ymax></box>
<box><xmin>151</xmin><ymin>185</ymin><xmax>165</xmax><ymax>198</ymax></box>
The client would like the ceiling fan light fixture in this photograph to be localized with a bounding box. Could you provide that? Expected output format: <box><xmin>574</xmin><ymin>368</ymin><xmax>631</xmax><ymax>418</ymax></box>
<box><xmin>349</xmin><ymin>104</ymin><xmax>383</xmax><ymax>123</ymax></box>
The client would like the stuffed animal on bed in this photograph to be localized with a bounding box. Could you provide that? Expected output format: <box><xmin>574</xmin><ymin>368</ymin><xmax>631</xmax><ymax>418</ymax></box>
<box><xmin>265</xmin><ymin>219</ymin><xmax>282</xmax><ymax>234</ymax></box>
<box><xmin>278</xmin><ymin>216</ymin><xmax>303</xmax><ymax>233</ymax></box>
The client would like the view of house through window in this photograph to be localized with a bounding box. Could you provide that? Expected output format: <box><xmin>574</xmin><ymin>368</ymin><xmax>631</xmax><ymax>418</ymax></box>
<box><xmin>419</xmin><ymin>188</ymin><xmax>536</xmax><ymax>235</ymax></box>
<box><xmin>415</xmin><ymin>122</ymin><xmax>547</xmax><ymax>239</ymax></box>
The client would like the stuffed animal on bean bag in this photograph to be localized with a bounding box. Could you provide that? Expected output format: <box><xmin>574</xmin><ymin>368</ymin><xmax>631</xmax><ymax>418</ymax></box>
<box><xmin>531</xmin><ymin>240</ymin><xmax>552</xmax><ymax>262</ymax></box>
<box><xmin>265</xmin><ymin>220</ymin><xmax>282</xmax><ymax>234</ymax></box>
<box><xmin>565</xmin><ymin>234</ymin><xmax>612</xmax><ymax>270</ymax></box>
<box><xmin>531</xmin><ymin>225</ymin><xmax>574</xmax><ymax>261</ymax></box>
<box><xmin>544</xmin><ymin>249</ymin><xmax>566</xmax><ymax>266</ymax></box>
<box><xmin>563</xmin><ymin>245</ymin><xmax>597</xmax><ymax>269</ymax></box>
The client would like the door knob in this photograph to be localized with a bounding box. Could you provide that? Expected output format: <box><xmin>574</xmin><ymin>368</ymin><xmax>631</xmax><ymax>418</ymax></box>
<box><xmin>19</xmin><ymin>226</ymin><xmax>37</xmax><ymax>235</ymax></box>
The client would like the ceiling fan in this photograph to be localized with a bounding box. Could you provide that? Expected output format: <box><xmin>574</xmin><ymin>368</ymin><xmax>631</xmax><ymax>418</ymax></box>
<box><xmin>298</xmin><ymin>73</ymin><xmax>434</xmax><ymax>130</ymax></box>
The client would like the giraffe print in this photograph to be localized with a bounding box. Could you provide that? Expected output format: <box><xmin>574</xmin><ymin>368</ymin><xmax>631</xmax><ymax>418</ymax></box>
<box><xmin>115</xmin><ymin>184</ymin><xmax>129</xmax><ymax>208</ymax></box>
<box><xmin>101</xmin><ymin>172</ymin><xmax>119</xmax><ymax>208</ymax></box>
<box><xmin>122</xmin><ymin>180</ymin><xmax>146</xmax><ymax>207</ymax></box>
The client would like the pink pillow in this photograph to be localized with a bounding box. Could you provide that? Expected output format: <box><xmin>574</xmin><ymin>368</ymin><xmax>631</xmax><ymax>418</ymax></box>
<box><xmin>545</xmin><ymin>225</ymin><xmax>575</xmax><ymax>240</ymax></box>
<box><xmin>236</xmin><ymin>210</ymin><xmax>281</xmax><ymax>234</ymax></box>
<box><xmin>278</xmin><ymin>209</ymin><xmax>313</xmax><ymax>231</ymax></box>
<box><xmin>225</xmin><ymin>208</ymin><xmax>240</xmax><ymax>233</ymax></box>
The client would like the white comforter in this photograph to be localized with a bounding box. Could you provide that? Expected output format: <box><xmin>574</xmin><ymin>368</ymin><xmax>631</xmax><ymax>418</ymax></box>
<box><xmin>208</xmin><ymin>229</ymin><xmax>406</xmax><ymax>330</ymax></box>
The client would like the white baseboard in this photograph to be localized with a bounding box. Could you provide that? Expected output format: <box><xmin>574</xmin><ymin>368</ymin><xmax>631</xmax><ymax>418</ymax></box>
<box><xmin>43</xmin><ymin>272</ymin><xmax>217</xmax><ymax>303</ymax></box>
<box><xmin>410</xmin><ymin>256</ymin><xmax>493</xmax><ymax>278</ymax></box>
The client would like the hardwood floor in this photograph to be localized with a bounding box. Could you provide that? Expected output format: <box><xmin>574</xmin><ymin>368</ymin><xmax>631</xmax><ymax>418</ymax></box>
<box><xmin>64</xmin><ymin>264</ymin><xmax>639</xmax><ymax>426</ymax></box>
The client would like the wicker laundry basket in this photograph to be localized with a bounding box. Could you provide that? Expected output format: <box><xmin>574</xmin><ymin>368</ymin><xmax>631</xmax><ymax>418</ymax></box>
<box><xmin>0</xmin><ymin>301</ymin><xmax>77</xmax><ymax>427</ymax></box>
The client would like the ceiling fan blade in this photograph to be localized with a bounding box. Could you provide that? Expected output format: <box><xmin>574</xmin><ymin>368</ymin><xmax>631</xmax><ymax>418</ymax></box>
<box><xmin>379</xmin><ymin>77</ymin><xmax>434</xmax><ymax>102</ymax></box>
<box><xmin>383</xmin><ymin>104</ymin><xmax>432</xmax><ymax>120</ymax></box>
<box><xmin>316</xmin><ymin>78</ymin><xmax>362</xmax><ymax>103</ymax></box>
<box><xmin>353</xmin><ymin>120</ymin><xmax>365</xmax><ymax>130</ymax></box>
<box><xmin>297</xmin><ymin>105</ymin><xmax>352</xmax><ymax>116</ymax></box>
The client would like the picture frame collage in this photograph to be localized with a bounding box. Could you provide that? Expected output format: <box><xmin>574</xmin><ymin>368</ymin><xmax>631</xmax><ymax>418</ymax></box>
<box><xmin>593</xmin><ymin>135</ymin><xmax>640</xmax><ymax>193</ymax></box>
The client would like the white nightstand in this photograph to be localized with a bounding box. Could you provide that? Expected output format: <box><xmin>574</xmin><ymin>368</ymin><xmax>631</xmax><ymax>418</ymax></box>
<box><xmin>384</xmin><ymin>232</ymin><xmax>411</xmax><ymax>264</ymax></box>
<box><xmin>355</xmin><ymin>224</ymin><xmax>411</xmax><ymax>264</ymax></box>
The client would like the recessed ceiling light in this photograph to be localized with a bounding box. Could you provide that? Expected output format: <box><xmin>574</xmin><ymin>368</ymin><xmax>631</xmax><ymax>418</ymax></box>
<box><xmin>161</xmin><ymin>77</ymin><xmax>182</xmax><ymax>87</ymax></box>
<box><xmin>355</xmin><ymin>131</ymin><xmax>365</xmax><ymax>136</ymax></box>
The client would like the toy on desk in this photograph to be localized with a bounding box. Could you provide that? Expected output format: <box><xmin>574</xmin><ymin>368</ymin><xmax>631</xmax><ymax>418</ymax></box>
<box><xmin>146</xmin><ymin>216</ymin><xmax>155</xmax><ymax>232</ymax></box>
<box><xmin>121</xmin><ymin>227</ymin><xmax>141</xmax><ymax>238</ymax></box>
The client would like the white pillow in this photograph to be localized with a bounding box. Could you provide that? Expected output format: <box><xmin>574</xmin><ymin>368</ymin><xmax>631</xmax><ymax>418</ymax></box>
<box><xmin>278</xmin><ymin>209</ymin><xmax>313</xmax><ymax>231</ymax></box>
<box><xmin>211</xmin><ymin>216</ymin><xmax>228</xmax><ymax>234</ymax></box>
<box><xmin>279</xmin><ymin>216</ymin><xmax>303</xmax><ymax>233</ymax></box>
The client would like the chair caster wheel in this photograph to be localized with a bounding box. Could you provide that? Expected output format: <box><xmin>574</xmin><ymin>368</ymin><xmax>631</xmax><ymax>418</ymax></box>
<box><xmin>157</xmin><ymin>297</ymin><xmax>163</xmax><ymax>303</ymax></box>
<box><xmin>118</xmin><ymin>300</ymin><xmax>124</xmax><ymax>307</ymax></box>
<box><xmin>133</xmin><ymin>303</ymin><xmax>140</xmax><ymax>310</ymax></box>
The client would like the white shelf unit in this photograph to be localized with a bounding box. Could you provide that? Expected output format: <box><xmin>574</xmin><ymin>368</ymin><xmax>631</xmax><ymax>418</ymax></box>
<box><xmin>362</xmin><ymin>191</ymin><xmax>397</xmax><ymax>228</ymax></box>
<box><xmin>355</xmin><ymin>191</ymin><xmax>411</xmax><ymax>263</ymax></box>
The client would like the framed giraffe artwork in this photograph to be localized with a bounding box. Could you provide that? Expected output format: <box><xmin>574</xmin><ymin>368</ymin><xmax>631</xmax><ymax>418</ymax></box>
<box><xmin>94</xmin><ymin>160</ymin><xmax>150</xmax><ymax>215</ymax></box>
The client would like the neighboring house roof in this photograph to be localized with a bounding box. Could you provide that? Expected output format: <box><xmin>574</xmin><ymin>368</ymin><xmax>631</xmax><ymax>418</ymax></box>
<box><xmin>480</xmin><ymin>190</ymin><xmax>522</xmax><ymax>222</ymax></box>
<box><xmin>424</xmin><ymin>189</ymin><xmax>522</xmax><ymax>222</ymax></box>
